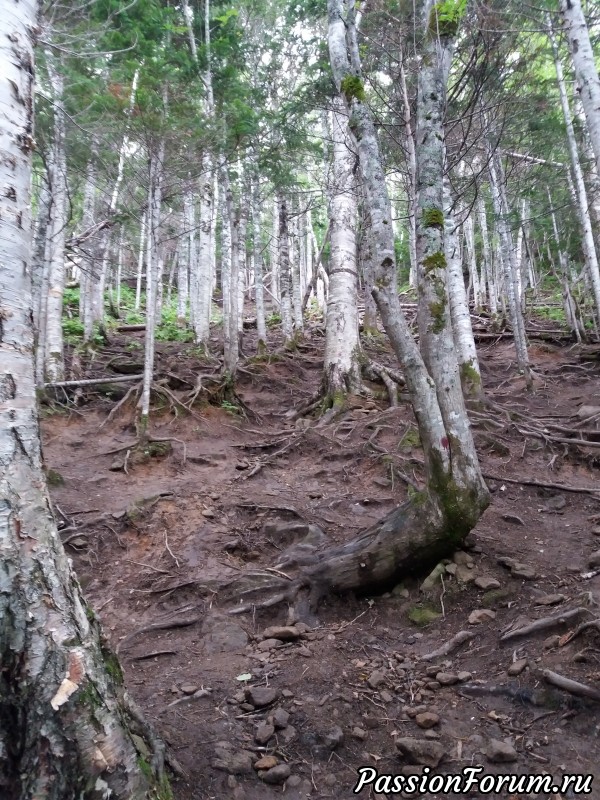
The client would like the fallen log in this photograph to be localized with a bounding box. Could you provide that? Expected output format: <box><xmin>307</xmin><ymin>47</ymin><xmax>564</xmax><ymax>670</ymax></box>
<box><xmin>115</xmin><ymin>324</ymin><xmax>146</xmax><ymax>332</ymax></box>
<box><xmin>43</xmin><ymin>375</ymin><xmax>143</xmax><ymax>389</ymax></box>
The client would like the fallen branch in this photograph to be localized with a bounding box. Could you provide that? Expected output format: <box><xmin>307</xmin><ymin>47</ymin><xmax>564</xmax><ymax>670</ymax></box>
<box><xmin>483</xmin><ymin>472</ymin><xmax>600</xmax><ymax>496</ymax></box>
<box><xmin>43</xmin><ymin>374</ymin><xmax>143</xmax><ymax>389</ymax></box>
<box><xmin>500</xmin><ymin>607</ymin><xmax>590</xmax><ymax>643</ymax></box>
<box><xmin>117</xmin><ymin>615</ymin><xmax>201</xmax><ymax>653</ymax></box>
<box><xmin>540</xmin><ymin>669</ymin><xmax>600</xmax><ymax>702</ymax></box>
<box><xmin>420</xmin><ymin>630</ymin><xmax>476</xmax><ymax>661</ymax></box>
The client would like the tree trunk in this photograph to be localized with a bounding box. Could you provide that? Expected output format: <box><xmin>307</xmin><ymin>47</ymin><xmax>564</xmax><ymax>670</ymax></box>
<box><xmin>323</xmin><ymin>95</ymin><xmax>362</xmax><ymax>402</ymax></box>
<box><xmin>550</xmin><ymin>22</ymin><xmax>600</xmax><ymax>328</ymax></box>
<box><xmin>44</xmin><ymin>55</ymin><xmax>67</xmax><ymax>382</ymax></box>
<box><xmin>325</xmin><ymin>0</ymin><xmax>488</xmax><ymax>585</ymax></box>
<box><xmin>0</xmin><ymin>6</ymin><xmax>164</xmax><ymax>795</ymax></box>
<box><xmin>444</xmin><ymin>188</ymin><xmax>482</xmax><ymax>400</ymax></box>
<box><xmin>252</xmin><ymin>177</ymin><xmax>267</xmax><ymax>347</ymax></box>
<box><xmin>278</xmin><ymin>194</ymin><xmax>294</xmax><ymax>341</ymax></box>
<box><xmin>559</xmin><ymin>0</ymin><xmax>600</xmax><ymax>182</ymax></box>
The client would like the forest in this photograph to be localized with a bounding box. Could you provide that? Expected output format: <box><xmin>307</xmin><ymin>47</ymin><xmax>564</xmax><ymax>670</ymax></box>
<box><xmin>2</xmin><ymin>0</ymin><xmax>600</xmax><ymax>797</ymax></box>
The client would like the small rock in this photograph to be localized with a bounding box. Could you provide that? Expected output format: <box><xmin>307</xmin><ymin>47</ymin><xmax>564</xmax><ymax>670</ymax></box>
<box><xmin>280</xmin><ymin>724</ymin><xmax>297</xmax><ymax>743</ymax></box>
<box><xmin>272</xmin><ymin>708</ymin><xmax>290</xmax><ymax>729</ymax></box>
<box><xmin>259</xmin><ymin>764</ymin><xmax>291</xmax><ymax>785</ymax></box>
<box><xmin>254</xmin><ymin>756</ymin><xmax>278</xmax><ymax>770</ymax></box>
<box><xmin>323</xmin><ymin>774</ymin><xmax>337</xmax><ymax>787</ymax></box>
<box><xmin>286</xmin><ymin>775</ymin><xmax>302</xmax><ymax>788</ymax></box>
<box><xmin>453</xmin><ymin>551</ymin><xmax>474</xmax><ymax>567</ymax></box>
<box><xmin>367</xmin><ymin>670</ymin><xmax>386</xmax><ymax>689</ymax></box>
<box><xmin>507</xmin><ymin>658</ymin><xmax>528</xmax><ymax>676</ymax></box>
<box><xmin>536</xmin><ymin>593</ymin><xmax>565</xmax><ymax>606</ymax></box>
<box><xmin>181</xmin><ymin>684</ymin><xmax>199</xmax><ymax>695</ymax></box>
<box><xmin>352</xmin><ymin>727</ymin><xmax>367</xmax><ymax>740</ymax></box>
<box><xmin>435</xmin><ymin>672</ymin><xmax>460</xmax><ymax>686</ymax></box>
<box><xmin>297</xmin><ymin>645</ymin><xmax>312</xmax><ymax>657</ymax></box>
<box><xmin>474</xmin><ymin>575</ymin><xmax>501</xmax><ymax>590</ymax></box>
<box><xmin>392</xmin><ymin>585</ymin><xmax>409</xmax><ymax>598</ymax></box>
<box><xmin>257</xmin><ymin>639</ymin><xmax>281</xmax><ymax>652</ymax></box>
<box><xmin>457</xmin><ymin>671</ymin><xmax>472</xmax><ymax>682</ymax></box>
<box><xmin>469</xmin><ymin>609</ymin><xmax>496</xmax><ymax>624</ymax></box>
<box><xmin>262</xmin><ymin>625</ymin><xmax>300</xmax><ymax>641</ymax></box>
<box><xmin>485</xmin><ymin>738</ymin><xmax>518</xmax><ymax>764</ymax></box>
<box><xmin>380</xmin><ymin>690</ymin><xmax>393</xmax><ymax>703</ymax></box>
<box><xmin>543</xmin><ymin>493</ymin><xmax>567</xmax><ymax>511</ymax></box>
<box><xmin>404</xmin><ymin>704</ymin><xmax>428</xmax><ymax>718</ymax></box>
<box><xmin>202</xmin><ymin>508</ymin><xmax>215</xmax><ymax>518</ymax></box>
<box><xmin>511</xmin><ymin>563</ymin><xmax>537</xmax><ymax>580</ymax></box>
<box><xmin>240</xmin><ymin>703</ymin><xmax>254</xmax><ymax>712</ymax></box>
<box><xmin>255</xmin><ymin>723</ymin><xmax>275</xmax><ymax>745</ymax></box>
<box><xmin>212</xmin><ymin>748</ymin><xmax>254</xmax><ymax>775</ymax></box>
<box><xmin>588</xmin><ymin>550</ymin><xmax>600</xmax><ymax>568</ymax></box>
<box><xmin>415</xmin><ymin>712</ymin><xmax>440</xmax><ymax>729</ymax></box>
<box><xmin>543</xmin><ymin>634</ymin><xmax>560</xmax><ymax>649</ymax></box>
<box><xmin>395</xmin><ymin>738</ymin><xmax>447</xmax><ymax>767</ymax></box>
<box><xmin>455</xmin><ymin>565</ymin><xmax>477</xmax><ymax>584</ymax></box>
<box><xmin>592</xmin><ymin>526</ymin><xmax>600</xmax><ymax>536</ymax></box>
<box><xmin>281</xmin><ymin>689</ymin><xmax>294</xmax><ymax>698</ymax></box>
<box><xmin>445</xmin><ymin>563</ymin><xmax>457</xmax><ymax>576</ymax></box>
<box><xmin>245</xmin><ymin>687</ymin><xmax>279</xmax><ymax>708</ymax></box>
<box><xmin>323</xmin><ymin>725</ymin><xmax>344</xmax><ymax>749</ymax></box>
<box><xmin>501</xmin><ymin>513</ymin><xmax>524</xmax><ymax>526</ymax></box>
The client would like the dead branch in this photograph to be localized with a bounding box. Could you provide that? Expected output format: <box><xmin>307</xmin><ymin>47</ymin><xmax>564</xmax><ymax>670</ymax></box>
<box><xmin>420</xmin><ymin>630</ymin><xmax>476</xmax><ymax>661</ymax></box>
<box><xmin>483</xmin><ymin>472</ymin><xmax>600</xmax><ymax>497</ymax></box>
<box><xmin>117</xmin><ymin>614</ymin><xmax>202</xmax><ymax>653</ymax></box>
<box><xmin>540</xmin><ymin>669</ymin><xmax>600</xmax><ymax>702</ymax></box>
<box><xmin>43</xmin><ymin>374</ymin><xmax>143</xmax><ymax>389</ymax></box>
<box><xmin>500</xmin><ymin>607</ymin><xmax>591</xmax><ymax>643</ymax></box>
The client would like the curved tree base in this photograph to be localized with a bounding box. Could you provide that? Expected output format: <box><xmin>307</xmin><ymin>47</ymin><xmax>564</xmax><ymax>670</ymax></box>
<box><xmin>223</xmin><ymin>486</ymin><xmax>487</xmax><ymax>618</ymax></box>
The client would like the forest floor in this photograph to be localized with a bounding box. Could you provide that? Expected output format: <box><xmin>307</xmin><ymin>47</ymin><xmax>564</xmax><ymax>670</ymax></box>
<box><xmin>43</xmin><ymin>319</ymin><xmax>600</xmax><ymax>800</ymax></box>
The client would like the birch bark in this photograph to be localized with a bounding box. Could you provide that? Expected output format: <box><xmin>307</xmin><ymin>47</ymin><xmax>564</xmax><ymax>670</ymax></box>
<box><xmin>0</xmin><ymin>5</ymin><xmax>161</xmax><ymax>795</ymax></box>
<box><xmin>323</xmin><ymin>96</ymin><xmax>361</xmax><ymax>401</ymax></box>
<box><xmin>559</xmin><ymin>0</ymin><xmax>600</xmax><ymax>181</ymax></box>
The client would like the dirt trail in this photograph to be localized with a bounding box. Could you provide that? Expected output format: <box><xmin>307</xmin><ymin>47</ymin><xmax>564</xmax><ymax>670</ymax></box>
<box><xmin>44</xmin><ymin>330</ymin><xmax>600</xmax><ymax>799</ymax></box>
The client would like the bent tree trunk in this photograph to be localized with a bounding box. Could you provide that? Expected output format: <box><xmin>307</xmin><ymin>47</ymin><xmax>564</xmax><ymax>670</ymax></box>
<box><xmin>290</xmin><ymin>0</ymin><xmax>490</xmax><ymax>599</ymax></box>
<box><xmin>0</xmin><ymin>6</ymin><xmax>164</xmax><ymax>797</ymax></box>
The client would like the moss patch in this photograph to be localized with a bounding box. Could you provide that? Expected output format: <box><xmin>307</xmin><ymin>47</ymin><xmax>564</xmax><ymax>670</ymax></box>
<box><xmin>423</xmin><ymin>208</ymin><xmax>444</xmax><ymax>228</ymax></box>
<box><xmin>45</xmin><ymin>468</ymin><xmax>65</xmax><ymax>487</ymax></box>
<box><xmin>341</xmin><ymin>75</ymin><xmax>366</xmax><ymax>103</ymax></box>
<box><xmin>408</xmin><ymin>604</ymin><xmax>441</xmax><ymax>626</ymax></box>
<box><xmin>423</xmin><ymin>251</ymin><xmax>446</xmax><ymax>273</ymax></box>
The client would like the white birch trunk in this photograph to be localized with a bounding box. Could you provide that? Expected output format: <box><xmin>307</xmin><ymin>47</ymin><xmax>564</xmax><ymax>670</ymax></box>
<box><xmin>559</xmin><ymin>0</ymin><xmax>600</xmax><ymax>182</ymax></box>
<box><xmin>278</xmin><ymin>195</ymin><xmax>294</xmax><ymax>341</ymax></box>
<box><xmin>0</xmin><ymin>6</ymin><xmax>160</xmax><ymax>795</ymax></box>
<box><xmin>476</xmin><ymin>194</ymin><xmax>497</xmax><ymax>314</ymax></box>
<box><xmin>328</xmin><ymin>0</ymin><xmax>487</xmax><ymax>508</ymax></box>
<box><xmin>139</xmin><ymin>144</ymin><xmax>164</xmax><ymax>434</ymax></box>
<box><xmin>44</xmin><ymin>57</ymin><xmax>67</xmax><ymax>382</ymax></box>
<box><xmin>134</xmin><ymin>214</ymin><xmax>146</xmax><ymax>311</ymax></box>
<box><xmin>323</xmin><ymin>96</ymin><xmax>361</xmax><ymax>400</ymax></box>
<box><xmin>444</xmin><ymin>189</ymin><xmax>482</xmax><ymax>398</ymax></box>
<box><xmin>252</xmin><ymin>177</ymin><xmax>267</xmax><ymax>346</ymax></box>
<box><xmin>220</xmin><ymin>171</ymin><xmax>233</xmax><ymax>368</ymax></box>
<box><xmin>488</xmin><ymin>151</ymin><xmax>530</xmax><ymax>377</ymax></box>
<box><xmin>550</xmin><ymin>23</ymin><xmax>600</xmax><ymax>326</ymax></box>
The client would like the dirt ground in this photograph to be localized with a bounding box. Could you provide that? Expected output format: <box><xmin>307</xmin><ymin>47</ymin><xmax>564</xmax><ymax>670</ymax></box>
<box><xmin>43</xmin><ymin>323</ymin><xmax>600</xmax><ymax>799</ymax></box>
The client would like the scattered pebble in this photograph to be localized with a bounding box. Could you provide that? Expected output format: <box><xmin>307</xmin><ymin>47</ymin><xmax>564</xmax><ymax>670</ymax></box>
<box><xmin>485</xmin><ymin>738</ymin><xmax>518</xmax><ymax>763</ymax></box>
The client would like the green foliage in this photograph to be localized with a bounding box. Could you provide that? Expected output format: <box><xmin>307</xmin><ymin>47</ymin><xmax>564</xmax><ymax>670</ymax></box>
<box><xmin>220</xmin><ymin>400</ymin><xmax>240</xmax><ymax>415</ymax></box>
<box><xmin>428</xmin><ymin>0</ymin><xmax>467</xmax><ymax>38</ymax></box>
<box><xmin>156</xmin><ymin>299</ymin><xmax>194</xmax><ymax>342</ymax></box>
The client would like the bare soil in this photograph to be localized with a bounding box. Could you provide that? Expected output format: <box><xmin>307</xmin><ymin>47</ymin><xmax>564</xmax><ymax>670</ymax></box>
<box><xmin>43</xmin><ymin>324</ymin><xmax>600</xmax><ymax>799</ymax></box>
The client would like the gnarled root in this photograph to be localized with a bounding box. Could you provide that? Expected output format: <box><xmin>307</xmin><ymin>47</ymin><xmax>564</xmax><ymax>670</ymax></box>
<box><xmin>222</xmin><ymin>491</ymin><xmax>481</xmax><ymax>619</ymax></box>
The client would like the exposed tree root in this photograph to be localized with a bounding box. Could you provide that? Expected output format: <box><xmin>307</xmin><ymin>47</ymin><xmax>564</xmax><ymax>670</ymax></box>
<box><xmin>221</xmin><ymin>491</ymin><xmax>482</xmax><ymax>619</ymax></box>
